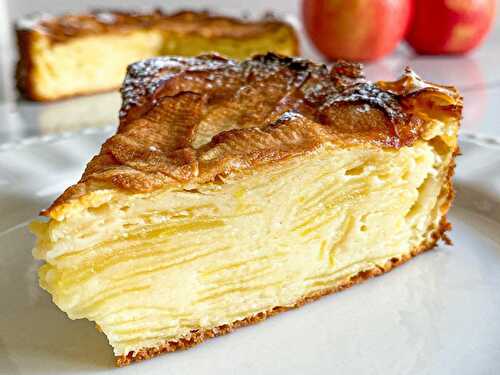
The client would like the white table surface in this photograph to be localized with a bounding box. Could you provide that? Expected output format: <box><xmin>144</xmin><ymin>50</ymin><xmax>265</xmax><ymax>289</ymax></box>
<box><xmin>1</xmin><ymin>0</ymin><xmax>500</xmax><ymax>144</ymax></box>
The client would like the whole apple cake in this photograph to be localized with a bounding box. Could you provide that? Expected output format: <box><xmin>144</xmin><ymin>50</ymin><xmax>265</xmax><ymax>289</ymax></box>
<box><xmin>15</xmin><ymin>10</ymin><xmax>298</xmax><ymax>101</ymax></box>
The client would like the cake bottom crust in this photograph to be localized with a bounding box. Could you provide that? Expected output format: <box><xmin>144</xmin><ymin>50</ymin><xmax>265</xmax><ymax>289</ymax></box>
<box><xmin>116</xmin><ymin>216</ymin><xmax>452</xmax><ymax>366</ymax></box>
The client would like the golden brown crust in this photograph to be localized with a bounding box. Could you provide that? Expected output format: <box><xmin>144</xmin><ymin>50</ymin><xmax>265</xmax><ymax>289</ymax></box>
<box><xmin>14</xmin><ymin>10</ymin><xmax>299</xmax><ymax>101</ymax></box>
<box><xmin>43</xmin><ymin>54</ymin><xmax>462</xmax><ymax>217</ymax></box>
<box><xmin>116</xmin><ymin>213</ymin><xmax>454</xmax><ymax>366</ymax></box>
<box><xmin>16</xmin><ymin>10</ymin><xmax>297</xmax><ymax>43</ymax></box>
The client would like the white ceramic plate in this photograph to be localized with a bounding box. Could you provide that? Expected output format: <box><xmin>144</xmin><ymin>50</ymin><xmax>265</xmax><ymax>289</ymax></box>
<box><xmin>1</xmin><ymin>131</ymin><xmax>499</xmax><ymax>375</ymax></box>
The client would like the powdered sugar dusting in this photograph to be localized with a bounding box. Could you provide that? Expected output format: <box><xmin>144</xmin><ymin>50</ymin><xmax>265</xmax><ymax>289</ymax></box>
<box><xmin>120</xmin><ymin>57</ymin><xmax>186</xmax><ymax>112</ymax></box>
<box><xmin>16</xmin><ymin>12</ymin><xmax>53</xmax><ymax>30</ymax></box>
<box><xmin>119</xmin><ymin>52</ymin><xmax>406</xmax><ymax>122</ymax></box>
<box><xmin>120</xmin><ymin>55</ymin><xmax>239</xmax><ymax>117</ymax></box>
<box><xmin>356</xmin><ymin>104</ymin><xmax>371</xmax><ymax>113</ymax></box>
<box><xmin>274</xmin><ymin>111</ymin><xmax>304</xmax><ymax>125</ymax></box>
<box><xmin>94</xmin><ymin>11</ymin><xmax>117</xmax><ymax>24</ymax></box>
<box><xmin>320</xmin><ymin>83</ymin><xmax>401</xmax><ymax>119</ymax></box>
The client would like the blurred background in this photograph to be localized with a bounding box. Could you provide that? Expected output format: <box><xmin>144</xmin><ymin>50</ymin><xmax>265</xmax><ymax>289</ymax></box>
<box><xmin>1</xmin><ymin>0</ymin><xmax>499</xmax><ymax>143</ymax></box>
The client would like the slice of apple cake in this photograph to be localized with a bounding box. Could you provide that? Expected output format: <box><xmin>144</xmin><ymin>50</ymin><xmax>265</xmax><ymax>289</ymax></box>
<box><xmin>31</xmin><ymin>53</ymin><xmax>462</xmax><ymax>365</ymax></box>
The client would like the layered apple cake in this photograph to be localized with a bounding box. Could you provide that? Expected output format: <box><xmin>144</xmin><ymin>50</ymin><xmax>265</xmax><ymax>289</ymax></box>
<box><xmin>31</xmin><ymin>53</ymin><xmax>462</xmax><ymax>365</ymax></box>
<box><xmin>15</xmin><ymin>10</ymin><xmax>298</xmax><ymax>101</ymax></box>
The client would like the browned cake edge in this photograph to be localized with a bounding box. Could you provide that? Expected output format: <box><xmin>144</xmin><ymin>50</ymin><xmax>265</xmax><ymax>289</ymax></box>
<box><xmin>14</xmin><ymin>10</ymin><xmax>299</xmax><ymax>101</ymax></box>
<box><xmin>115</xmin><ymin>150</ymin><xmax>456</xmax><ymax>366</ymax></box>
<box><xmin>15</xmin><ymin>28</ymin><xmax>37</xmax><ymax>101</ymax></box>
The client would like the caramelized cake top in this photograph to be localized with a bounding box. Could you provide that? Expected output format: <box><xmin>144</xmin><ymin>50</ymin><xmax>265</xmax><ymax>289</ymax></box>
<box><xmin>16</xmin><ymin>9</ymin><xmax>297</xmax><ymax>43</ymax></box>
<box><xmin>44</xmin><ymin>53</ymin><xmax>462</xmax><ymax>216</ymax></box>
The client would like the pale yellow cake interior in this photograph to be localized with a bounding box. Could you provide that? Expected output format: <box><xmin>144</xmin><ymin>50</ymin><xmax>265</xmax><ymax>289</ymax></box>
<box><xmin>30</xmin><ymin>31</ymin><xmax>163</xmax><ymax>100</ymax></box>
<box><xmin>31</xmin><ymin>119</ymin><xmax>457</xmax><ymax>357</ymax></box>
<box><xmin>28</xmin><ymin>27</ymin><xmax>297</xmax><ymax>100</ymax></box>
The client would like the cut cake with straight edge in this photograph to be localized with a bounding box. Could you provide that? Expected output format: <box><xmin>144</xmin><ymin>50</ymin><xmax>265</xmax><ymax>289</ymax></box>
<box><xmin>31</xmin><ymin>53</ymin><xmax>462</xmax><ymax>366</ymax></box>
<box><xmin>15</xmin><ymin>9</ymin><xmax>299</xmax><ymax>101</ymax></box>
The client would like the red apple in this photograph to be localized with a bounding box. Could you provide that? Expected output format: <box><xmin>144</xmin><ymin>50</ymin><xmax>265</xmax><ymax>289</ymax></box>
<box><xmin>406</xmin><ymin>0</ymin><xmax>496</xmax><ymax>55</ymax></box>
<box><xmin>302</xmin><ymin>0</ymin><xmax>413</xmax><ymax>61</ymax></box>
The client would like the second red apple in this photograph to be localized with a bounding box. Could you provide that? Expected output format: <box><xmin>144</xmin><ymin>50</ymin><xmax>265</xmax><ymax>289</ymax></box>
<box><xmin>406</xmin><ymin>0</ymin><xmax>496</xmax><ymax>55</ymax></box>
